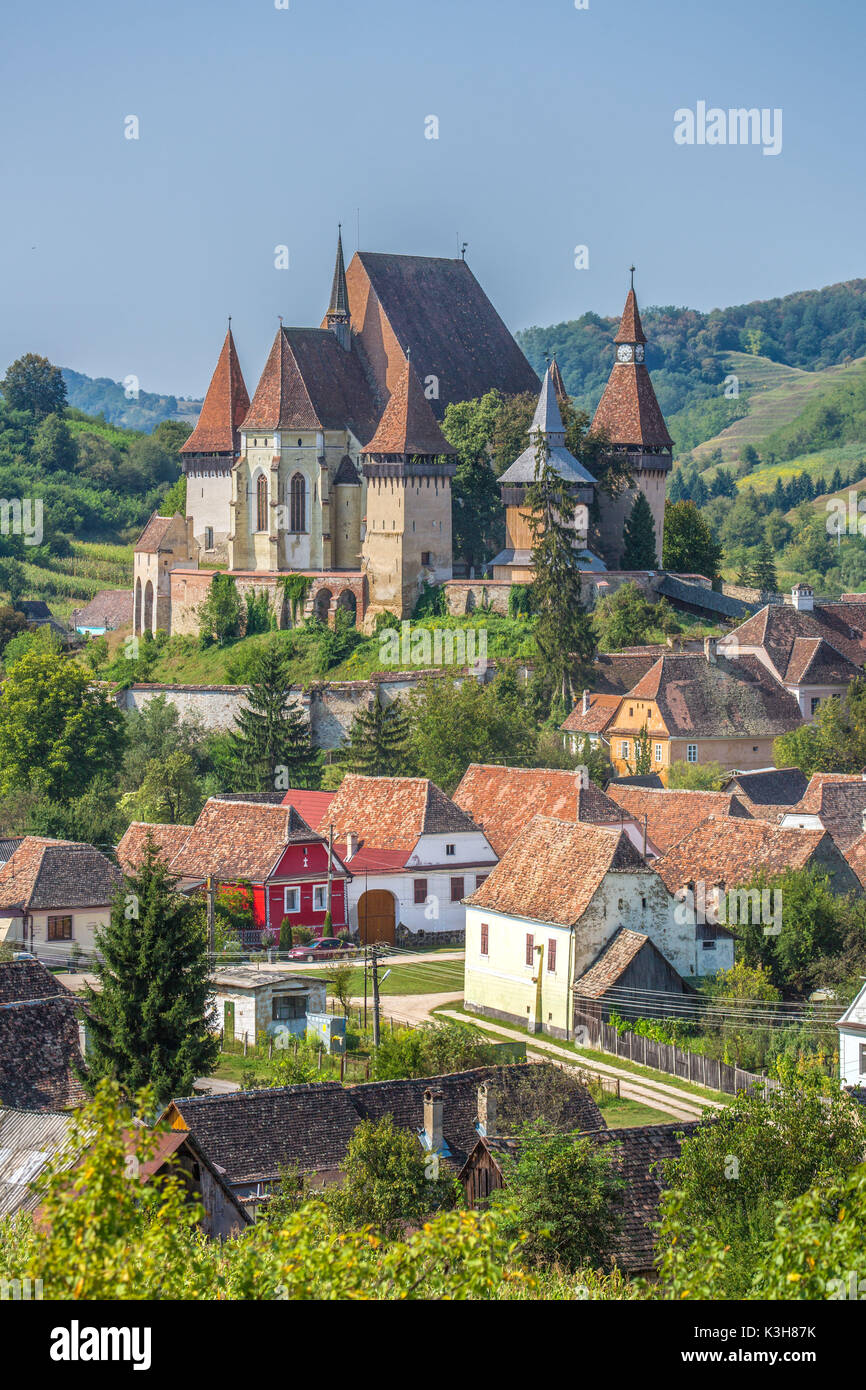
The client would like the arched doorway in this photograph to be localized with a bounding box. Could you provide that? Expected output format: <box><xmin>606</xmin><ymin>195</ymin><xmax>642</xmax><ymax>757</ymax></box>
<box><xmin>336</xmin><ymin>589</ymin><xmax>357</xmax><ymax>624</ymax></box>
<box><xmin>134</xmin><ymin>578</ymin><xmax>142</xmax><ymax>635</ymax></box>
<box><xmin>314</xmin><ymin>587</ymin><xmax>332</xmax><ymax>623</ymax></box>
<box><xmin>143</xmin><ymin>580</ymin><xmax>154</xmax><ymax>634</ymax></box>
<box><xmin>357</xmin><ymin>890</ymin><xmax>396</xmax><ymax>946</ymax></box>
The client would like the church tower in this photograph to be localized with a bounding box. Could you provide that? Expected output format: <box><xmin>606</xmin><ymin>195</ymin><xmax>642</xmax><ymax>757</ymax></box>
<box><xmin>591</xmin><ymin>274</ymin><xmax>672</xmax><ymax>567</ymax></box>
<box><xmin>179</xmin><ymin>323</ymin><xmax>249</xmax><ymax>562</ymax></box>
<box><xmin>325</xmin><ymin>226</ymin><xmax>351</xmax><ymax>351</ymax></box>
<box><xmin>360</xmin><ymin>359</ymin><xmax>457</xmax><ymax>625</ymax></box>
<box><xmin>491</xmin><ymin>363</ymin><xmax>598</xmax><ymax>583</ymax></box>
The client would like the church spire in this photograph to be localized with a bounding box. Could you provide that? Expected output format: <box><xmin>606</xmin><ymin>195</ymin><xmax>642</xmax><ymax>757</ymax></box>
<box><xmin>591</xmin><ymin>274</ymin><xmax>671</xmax><ymax>449</ymax></box>
<box><xmin>548</xmin><ymin>356</ymin><xmax>568</xmax><ymax>402</ymax></box>
<box><xmin>180</xmin><ymin>324</ymin><xmax>249</xmax><ymax>458</ymax></box>
<box><xmin>326</xmin><ymin>226</ymin><xmax>351</xmax><ymax>347</ymax></box>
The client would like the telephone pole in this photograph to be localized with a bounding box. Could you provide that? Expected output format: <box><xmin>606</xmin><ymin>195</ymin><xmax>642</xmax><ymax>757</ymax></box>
<box><xmin>326</xmin><ymin>822</ymin><xmax>334</xmax><ymax>924</ymax></box>
<box><xmin>206</xmin><ymin>875</ymin><xmax>215</xmax><ymax>959</ymax></box>
<box><xmin>370</xmin><ymin>944</ymin><xmax>381</xmax><ymax>1048</ymax></box>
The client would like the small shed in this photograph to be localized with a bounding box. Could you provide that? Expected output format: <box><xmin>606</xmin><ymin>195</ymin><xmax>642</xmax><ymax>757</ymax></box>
<box><xmin>210</xmin><ymin>967</ymin><xmax>326</xmax><ymax>1046</ymax></box>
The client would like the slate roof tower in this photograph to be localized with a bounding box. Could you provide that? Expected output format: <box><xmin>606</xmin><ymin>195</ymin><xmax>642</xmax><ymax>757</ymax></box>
<box><xmin>591</xmin><ymin>275</ymin><xmax>673</xmax><ymax>568</ymax></box>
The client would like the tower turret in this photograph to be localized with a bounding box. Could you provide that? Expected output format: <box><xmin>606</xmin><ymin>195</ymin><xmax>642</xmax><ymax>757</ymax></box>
<box><xmin>326</xmin><ymin>226</ymin><xmax>351</xmax><ymax>350</ymax></box>
<box><xmin>179</xmin><ymin>322</ymin><xmax>249</xmax><ymax>559</ymax></box>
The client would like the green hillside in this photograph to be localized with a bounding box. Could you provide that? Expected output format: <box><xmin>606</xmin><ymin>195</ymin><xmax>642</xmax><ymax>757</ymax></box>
<box><xmin>62</xmin><ymin>367</ymin><xmax>201</xmax><ymax>434</ymax></box>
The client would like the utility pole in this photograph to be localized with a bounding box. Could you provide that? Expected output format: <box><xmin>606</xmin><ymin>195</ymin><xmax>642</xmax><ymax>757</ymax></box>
<box><xmin>326</xmin><ymin>822</ymin><xmax>334</xmax><ymax>924</ymax></box>
<box><xmin>206</xmin><ymin>875</ymin><xmax>215</xmax><ymax>960</ymax></box>
<box><xmin>363</xmin><ymin>946</ymin><xmax>368</xmax><ymax>1029</ymax></box>
<box><xmin>371</xmin><ymin>944</ymin><xmax>381</xmax><ymax>1048</ymax></box>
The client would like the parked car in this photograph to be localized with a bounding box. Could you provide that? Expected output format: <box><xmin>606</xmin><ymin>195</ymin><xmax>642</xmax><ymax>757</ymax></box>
<box><xmin>286</xmin><ymin>937</ymin><xmax>352</xmax><ymax>962</ymax></box>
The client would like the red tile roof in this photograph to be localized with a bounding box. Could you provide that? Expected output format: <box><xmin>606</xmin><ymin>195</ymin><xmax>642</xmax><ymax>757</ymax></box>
<box><xmin>281</xmin><ymin>789</ymin><xmax>336</xmax><ymax>828</ymax></box>
<box><xmin>362</xmin><ymin>359</ymin><xmax>457</xmax><ymax>456</ymax></box>
<box><xmin>180</xmin><ymin>327</ymin><xmax>249</xmax><ymax>456</ymax></box>
<box><xmin>116</xmin><ymin>823</ymin><xmax>193</xmax><ymax>874</ymax></box>
<box><xmin>573</xmin><ymin>927</ymin><xmax>689</xmax><ymax>999</ymax></box>
<box><xmin>844</xmin><ymin>830</ymin><xmax>866</xmax><ymax>888</ymax></box>
<box><xmin>0</xmin><ymin>837</ymin><xmax>121</xmax><ymax>913</ymax></box>
<box><xmin>620</xmin><ymin>653</ymin><xmax>803</xmax><ymax>739</ymax></box>
<box><xmin>465</xmin><ymin>817</ymin><xmax>648</xmax><ymax>927</ymax></box>
<box><xmin>453</xmin><ymin>765</ymin><xmax>630</xmax><ymax>858</ymax></box>
<box><xmin>319</xmin><ymin>775</ymin><xmax>476</xmax><ymax>859</ymax></box>
<box><xmin>169</xmin><ymin>799</ymin><xmax>322</xmax><ymax>882</ymax></box>
<box><xmin>614</xmin><ymin>289</ymin><xmax>647</xmax><ymax>345</ymax></box>
<box><xmin>782</xmin><ymin>774</ymin><xmax>866</xmax><ymax>851</ymax></box>
<box><xmin>604</xmin><ymin>787</ymin><xmax>752</xmax><ymax>854</ymax></box>
<box><xmin>241</xmin><ymin>328</ymin><xmax>378</xmax><ymax>440</ymax></box>
<box><xmin>655</xmin><ymin>815</ymin><xmax>842</xmax><ymax>893</ymax></box>
<box><xmin>722</xmin><ymin>604</ymin><xmax>866</xmax><ymax>682</ymax></box>
<box><xmin>134</xmin><ymin>512</ymin><xmax>176</xmax><ymax>554</ymax></box>
<box><xmin>561</xmin><ymin>693</ymin><xmax>621</xmax><ymax>736</ymax></box>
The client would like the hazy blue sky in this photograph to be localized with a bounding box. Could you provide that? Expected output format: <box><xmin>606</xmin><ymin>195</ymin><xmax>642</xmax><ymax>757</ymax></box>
<box><xmin>1</xmin><ymin>0</ymin><xmax>863</xmax><ymax>396</ymax></box>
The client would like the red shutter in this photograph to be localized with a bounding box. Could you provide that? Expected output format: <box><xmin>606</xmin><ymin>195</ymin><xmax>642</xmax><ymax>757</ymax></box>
<box><xmin>547</xmin><ymin>939</ymin><xmax>557</xmax><ymax>972</ymax></box>
<box><xmin>525</xmin><ymin>933</ymin><xmax>534</xmax><ymax>966</ymax></box>
<box><xmin>480</xmin><ymin>922</ymin><xmax>489</xmax><ymax>956</ymax></box>
<box><xmin>450</xmin><ymin>876</ymin><xmax>465</xmax><ymax>902</ymax></box>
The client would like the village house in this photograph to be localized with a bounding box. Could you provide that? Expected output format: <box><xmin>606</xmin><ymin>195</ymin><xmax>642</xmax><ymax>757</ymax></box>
<box><xmin>0</xmin><ymin>961</ymin><xmax>86</xmax><ymax>1111</ymax></box>
<box><xmin>603</xmin><ymin>786</ymin><xmax>754</xmax><ymax>856</ymax></box>
<box><xmin>0</xmin><ymin>838</ymin><xmax>122</xmax><ymax>962</ymax></box>
<box><xmin>116</xmin><ymin>821</ymin><xmax>196</xmax><ymax>874</ymax></box>
<box><xmin>163</xmin><ymin>1063</ymin><xmax>599</xmax><ymax>1215</ymax></box>
<box><xmin>284</xmin><ymin>775</ymin><xmax>498</xmax><ymax>946</ymax></box>
<box><xmin>159</xmin><ymin>797</ymin><xmax>351</xmax><ymax>943</ymax></box>
<box><xmin>463</xmin><ymin>817</ymin><xmax>698</xmax><ymax>1039</ymax></box>
<box><xmin>777</xmin><ymin>772</ymin><xmax>866</xmax><ymax>851</ymax></box>
<box><xmin>560</xmin><ymin>690</ymin><xmax>622</xmax><ymax>753</ymax></box>
<box><xmin>719</xmin><ymin>767</ymin><xmax>809</xmax><ymax>821</ymax></box>
<box><xmin>838</xmin><ymin>980</ymin><xmax>866</xmax><ymax>1090</ymax></box>
<box><xmin>602</xmin><ymin>644</ymin><xmax>803</xmax><ymax>782</ymax></box>
<box><xmin>452</xmin><ymin>764</ymin><xmax>661</xmax><ymax>859</ymax></box>
<box><xmin>210</xmin><ymin>967</ymin><xmax>326</xmax><ymax>1047</ymax></box>
<box><xmin>71</xmin><ymin>588</ymin><xmax>132</xmax><ymax>636</ymax></box>
<box><xmin>460</xmin><ymin>1119</ymin><xmax>701</xmax><ymax>1276</ymax></box>
<box><xmin>717</xmin><ymin>585</ymin><xmax>866</xmax><ymax>718</ymax></box>
<box><xmin>572</xmin><ymin>926</ymin><xmax>695</xmax><ymax>1026</ymax></box>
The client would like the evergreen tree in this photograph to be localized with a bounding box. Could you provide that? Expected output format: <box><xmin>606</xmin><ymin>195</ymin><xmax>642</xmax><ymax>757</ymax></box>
<box><xmin>751</xmin><ymin>540</ymin><xmax>778</xmax><ymax>592</ymax></box>
<box><xmin>690</xmin><ymin>473</ymin><xmax>708</xmax><ymax>508</ymax></box>
<box><xmin>830</xmin><ymin>466</ymin><xmax>844</xmax><ymax>495</ymax></box>
<box><xmin>227</xmin><ymin>643</ymin><xmax>318</xmax><ymax>792</ymax></box>
<box><xmin>735</xmin><ymin>557</ymin><xmax>755</xmax><ymax>587</ymax></box>
<box><xmin>667</xmin><ymin>468</ymin><xmax>686</xmax><ymax>503</ymax></box>
<box><xmin>526</xmin><ymin>437</ymin><xmax>596</xmax><ymax>707</ymax></box>
<box><xmin>340</xmin><ymin>694</ymin><xmax>410</xmax><ymax>777</ymax></box>
<box><xmin>83</xmin><ymin>839</ymin><xmax>218</xmax><ymax>1105</ymax></box>
<box><xmin>771</xmin><ymin>477</ymin><xmax>788</xmax><ymax>512</ymax></box>
<box><xmin>621</xmin><ymin>491</ymin><xmax>658</xmax><ymax>568</ymax></box>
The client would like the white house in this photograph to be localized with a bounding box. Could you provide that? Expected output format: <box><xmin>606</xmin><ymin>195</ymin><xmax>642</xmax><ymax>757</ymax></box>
<box><xmin>838</xmin><ymin>981</ymin><xmax>866</xmax><ymax>1089</ymax></box>
<box><xmin>463</xmin><ymin>816</ymin><xmax>697</xmax><ymax>1040</ymax></box>
<box><xmin>0</xmin><ymin>838</ymin><xmax>123</xmax><ymax>963</ymax></box>
<box><xmin>285</xmin><ymin>775</ymin><xmax>498</xmax><ymax>946</ymax></box>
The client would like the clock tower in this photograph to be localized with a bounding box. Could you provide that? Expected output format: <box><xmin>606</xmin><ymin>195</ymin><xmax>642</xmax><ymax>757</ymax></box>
<box><xmin>591</xmin><ymin>271</ymin><xmax>672</xmax><ymax>568</ymax></box>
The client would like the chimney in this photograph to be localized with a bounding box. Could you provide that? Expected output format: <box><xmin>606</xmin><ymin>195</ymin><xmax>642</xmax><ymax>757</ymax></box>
<box><xmin>345</xmin><ymin>831</ymin><xmax>359</xmax><ymax>859</ymax></box>
<box><xmin>476</xmin><ymin>1082</ymin><xmax>496</xmax><ymax>1138</ymax></box>
<box><xmin>704</xmin><ymin>636</ymin><xmax>717</xmax><ymax>664</ymax></box>
<box><xmin>423</xmin><ymin>1089</ymin><xmax>444</xmax><ymax>1153</ymax></box>
<box><xmin>582</xmin><ymin>689</ymin><xmax>590</xmax><ymax>716</ymax></box>
<box><xmin>792</xmin><ymin>583</ymin><xmax>814</xmax><ymax>612</ymax></box>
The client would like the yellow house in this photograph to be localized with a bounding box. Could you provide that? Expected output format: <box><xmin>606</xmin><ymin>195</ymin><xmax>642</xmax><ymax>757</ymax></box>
<box><xmin>604</xmin><ymin>645</ymin><xmax>803</xmax><ymax>784</ymax></box>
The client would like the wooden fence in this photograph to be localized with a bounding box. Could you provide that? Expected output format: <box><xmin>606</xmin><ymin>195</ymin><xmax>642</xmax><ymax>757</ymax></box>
<box><xmin>573</xmin><ymin>1013</ymin><xmax>778</xmax><ymax>1097</ymax></box>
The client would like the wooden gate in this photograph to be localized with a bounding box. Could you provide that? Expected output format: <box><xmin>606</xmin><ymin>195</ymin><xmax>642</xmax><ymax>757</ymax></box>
<box><xmin>357</xmin><ymin>890</ymin><xmax>396</xmax><ymax>945</ymax></box>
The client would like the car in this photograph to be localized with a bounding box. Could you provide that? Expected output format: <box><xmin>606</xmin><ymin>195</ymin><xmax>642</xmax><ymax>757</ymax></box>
<box><xmin>286</xmin><ymin>937</ymin><xmax>352</xmax><ymax>962</ymax></box>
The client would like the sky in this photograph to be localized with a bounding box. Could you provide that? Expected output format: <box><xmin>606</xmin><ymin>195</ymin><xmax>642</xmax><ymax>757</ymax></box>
<box><xmin>1</xmin><ymin>0</ymin><xmax>864</xmax><ymax>398</ymax></box>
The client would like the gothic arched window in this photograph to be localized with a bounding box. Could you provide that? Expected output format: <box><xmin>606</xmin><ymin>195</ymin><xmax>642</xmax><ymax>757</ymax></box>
<box><xmin>290</xmin><ymin>473</ymin><xmax>305</xmax><ymax>533</ymax></box>
<box><xmin>256</xmin><ymin>474</ymin><xmax>268</xmax><ymax>532</ymax></box>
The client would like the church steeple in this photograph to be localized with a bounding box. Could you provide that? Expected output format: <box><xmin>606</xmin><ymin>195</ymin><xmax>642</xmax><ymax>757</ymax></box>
<box><xmin>326</xmin><ymin>226</ymin><xmax>351</xmax><ymax>349</ymax></box>
<box><xmin>591</xmin><ymin>276</ymin><xmax>671</xmax><ymax>449</ymax></box>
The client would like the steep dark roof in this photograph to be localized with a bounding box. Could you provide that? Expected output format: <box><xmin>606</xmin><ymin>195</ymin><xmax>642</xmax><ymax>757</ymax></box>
<box><xmin>72</xmin><ymin>589</ymin><xmax>132</xmax><ymax>630</ymax></box>
<box><xmin>721</xmin><ymin>767</ymin><xmax>808</xmax><ymax>809</ymax></box>
<box><xmin>168</xmin><ymin>1064</ymin><xmax>605</xmax><ymax>1183</ymax></box>
<box><xmin>0</xmin><ymin>965</ymin><xmax>86</xmax><ymax>1111</ymax></box>
<box><xmin>327</xmin><ymin>228</ymin><xmax>349</xmax><ymax>320</ymax></box>
<box><xmin>574</xmin><ymin>928</ymin><xmax>691</xmax><ymax>1000</ymax></box>
<box><xmin>721</xmin><ymin>603</ymin><xmax>866</xmax><ymax>681</ymax></box>
<box><xmin>350</xmin><ymin>252</ymin><xmax>539</xmax><ymax>416</ymax></box>
<box><xmin>782</xmin><ymin>774</ymin><xmax>866</xmax><ymax>851</ymax></box>
<box><xmin>0</xmin><ymin>839</ymin><xmax>121</xmax><ymax>914</ymax></box>
<box><xmin>242</xmin><ymin>327</ymin><xmax>378</xmax><ymax>441</ymax></box>
<box><xmin>591</xmin><ymin>649</ymin><xmax>670</xmax><ymax>695</ymax></box>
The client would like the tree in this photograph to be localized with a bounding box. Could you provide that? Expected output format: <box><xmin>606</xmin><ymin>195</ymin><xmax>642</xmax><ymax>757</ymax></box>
<box><xmin>733</xmin><ymin>867</ymin><xmax>851</xmax><ymax>990</ymax></box>
<box><xmin>161</xmin><ymin>474</ymin><xmax>186</xmax><ymax>515</ymax></box>
<box><xmin>120</xmin><ymin>751</ymin><xmax>203</xmax><ymax>825</ymax></box>
<box><xmin>526</xmin><ymin>436</ymin><xmax>596</xmax><ymax>706</ymax></box>
<box><xmin>323</xmin><ymin>1116</ymin><xmax>455</xmax><ymax>1239</ymax></box>
<box><xmin>751</xmin><ymin>540</ymin><xmax>778</xmax><ymax>592</ymax></box>
<box><xmin>83</xmin><ymin>839</ymin><xmax>219</xmax><ymax>1105</ymax></box>
<box><xmin>33</xmin><ymin>412</ymin><xmax>77</xmax><ymax>473</ymax></box>
<box><xmin>121</xmin><ymin>693</ymin><xmax>210</xmax><ymax>792</ymax></box>
<box><xmin>666</xmin><ymin>759</ymin><xmax>724</xmax><ymax>790</ymax></box>
<box><xmin>627</xmin><ymin>724</ymin><xmax>653</xmax><ymax>776</ymax></box>
<box><xmin>407</xmin><ymin>669</ymin><xmax>537</xmax><ymax>792</ymax></box>
<box><xmin>741</xmin><ymin>443</ymin><xmax>760</xmax><ymax>471</ymax></box>
<box><xmin>621</xmin><ymin>492</ymin><xmax>658</xmax><ymax>569</ymax></box>
<box><xmin>662</xmin><ymin>500</ymin><xmax>723</xmax><ymax>581</ymax></box>
<box><xmin>656</xmin><ymin>1080</ymin><xmax>864</xmax><ymax>1298</ymax></box>
<box><xmin>227</xmin><ymin>643</ymin><xmax>318</xmax><ymax>792</ymax></box>
<box><xmin>0</xmin><ymin>603</ymin><xmax>28</xmax><ymax>654</ymax></box>
<box><xmin>338</xmin><ymin>693</ymin><xmax>410</xmax><ymax>777</ymax></box>
<box><xmin>593</xmin><ymin>582</ymin><xmax>676</xmax><ymax>650</ymax></box>
<box><xmin>774</xmin><ymin>678</ymin><xmax>866</xmax><ymax>776</ymax></box>
<box><xmin>1</xmin><ymin>352</ymin><xmax>67</xmax><ymax>418</ymax></box>
<box><xmin>442</xmin><ymin>390</ymin><xmax>504</xmax><ymax>570</ymax></box>
<box><xmin>198</xmin><ymin>572</ymin><xmax>243</xmax><ymax>645</ymax></box>
<box><xmin>491</xmin><ymin>1124</ymin><xmax>623</xmax><ymax>1271</ymax></box>
<box><xmin>0</xmin><ymin>647</ymin><xmax>125</xmax><ymax>803</ymax></box>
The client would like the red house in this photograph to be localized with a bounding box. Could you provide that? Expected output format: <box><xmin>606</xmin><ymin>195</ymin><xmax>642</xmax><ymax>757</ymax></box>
<box><xmin>166</xmin><ymin>797</ymin><xmax>350</xmax><ymax>940</ymax></box>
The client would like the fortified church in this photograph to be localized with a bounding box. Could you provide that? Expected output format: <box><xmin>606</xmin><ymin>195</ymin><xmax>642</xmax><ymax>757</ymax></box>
<box><xmin>132</xmin><ymin>234</ymin><xmax>672</xmax><ymax>637</ymax></box>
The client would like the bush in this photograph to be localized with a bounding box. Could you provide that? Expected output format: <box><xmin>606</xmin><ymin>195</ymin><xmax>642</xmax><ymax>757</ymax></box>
<box><xmin>279</xmin><ymin>917</ymin><xmax>293</xmax><ymax>951</ymax></box>
<box><xmin>292</xmin><ymin>925</ymin><xmax>314</xmax><ymax>945</ymax></box>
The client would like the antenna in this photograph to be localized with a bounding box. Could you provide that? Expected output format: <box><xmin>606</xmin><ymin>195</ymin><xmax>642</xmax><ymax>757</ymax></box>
<box><xmin>629</xmin><ymin>264</ymin><xmax>636</xmax><ymax>289</ymax></box>
<box><xmin>460</xmin><ymin>241</ymin><xmax>468</xmax><ymax>261</ymax></box>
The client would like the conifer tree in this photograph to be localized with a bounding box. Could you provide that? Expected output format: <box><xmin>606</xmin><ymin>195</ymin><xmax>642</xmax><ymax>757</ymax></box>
<box><xmin>340</xmin><ymin>693</ymin><xmax>410</xmax><ymax>777</ymax></box>
<box><xmin>751</xmin><ymin>540</ymin><xmax>778</xmax><ymax>593</ymax></box>
<box><xmin>83</xmin><ymin>838</ymin><xmax>218</xmax><ymax>1105</ymax></box>
<box><xmin>621</xmin><ymin>491</ymin><xmax>658</xmax><ymax>569</ymax></box>
<box><xmin>527</xmin><ymin>438</ymin><xmax>596</xmax><ymax>708</ymax></box>
<box><xmin>228</xmin><ymin>643</ymin><xmax>319</xmax><ymax>792</ymax></box>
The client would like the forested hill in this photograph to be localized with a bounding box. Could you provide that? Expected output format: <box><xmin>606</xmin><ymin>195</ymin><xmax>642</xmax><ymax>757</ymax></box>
<box><xmin>62</xmin><ymin>367</ymin><xmax>201</xmax><ymax>434</ymax></box>
<box><xmin>516</xmin><ymin>277</ymin><xmax>866</xmax><ymax>425</ymax></box>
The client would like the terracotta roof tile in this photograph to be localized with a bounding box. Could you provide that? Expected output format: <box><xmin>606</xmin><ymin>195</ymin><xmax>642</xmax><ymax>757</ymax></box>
<box><xmin>561</xmin><ymin>693</ymin><xmax>622</xmax><ymax>736</ymax></box>
<box><xmin>592</xmin><ymin>649</ymin><xmax>670</xmax><ymax>695</ymax></box>
<box><xmin>655</xmin><ymin>815</ymin><xmax>849</xmax><ymax>893</ymax></box>
<box><xmin>573</xmin><ymin>927</ymin><xmax>675</xmax><ymax>999</ymax></box>
<box><xmin>844</xmin><ymin>830</ymin><xmax>866</xmax><ymax>888</ymax></box>
<box><xmin>320</xmin><ymin>775</ymin><xmax>475</xmax><ymax>858</ymax></box>
<box><xmin>362</xmin><ymin>359</ymin><xmax>457</xmax><ymax>456</ymax></box>
<box><xmin>722</xmin><ymin>603</ymin><xmax>866</xmax><ymax>681</ymax></box>
<box><xmin>604</xmin><ymin>787</ymin><xmax>753</xmax><ymax>854</ymax></box>
<box><xmin>71</xmin><ymin>589</ymin><xmax>132</xmax><ymax>630</ymax></box>
<box><xmin>0</xmin><ymin>838</ymin><xmax>121</xmax><ymax>913</ymax></box>
<box><xmin>621</xmin><ymin>653</ymin><xmax>803</xmax><ymax>739</ymax></box>
<box><xmin>169</xmin><ymin>799</ymin><xmax>322</xmax><ymax>882</ymax></box>
<box><xmin>592</xmin><ymin>361</ymin><xmax>672</xmax><ymax>449</ymax></box>
<box><xmin>614</xmin><ymin>289</ymin><xmax>647</xmax><ymax>345</ymax></box>
<box><xmin>134</xmin><ymin>512</ymin><xmax>176</xmax><ymax>554</ymax></box>
<box><xmin>0</xmin><ymin>963</ymin><xmax>85</xmax><ymax>1110</ymax></box>
<box><xmin>782</xmin><ymin>775</ymin><xmax>866</xmax><ymax>851</ymax></box>
<box><xmin>453</xmin><ymin>765</ymin><xmax>629</xmax><ymax>857</ymax></box>
<box><xmin>465</xmin><ymin>817</ymin><xmax>648</xmax><ymax>927</ymax></box>
<box><xmin>116</xmin><ymin>823</ymin><xmax>193</xmax><ymax>875</ymax></box>
<box><xmin>180</xmin><ymin>327</ymin><xmax>249</xmax><ymax>456</ymax></box>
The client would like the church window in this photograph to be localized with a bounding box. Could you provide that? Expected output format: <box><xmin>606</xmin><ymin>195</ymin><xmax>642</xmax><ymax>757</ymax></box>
<box><xmin>256</xmin><ymin>474</ymin><xmax>268</xmax><ymax>531</ymax></box>
<box><xmin>290</xmin><ymin>473</ymin><xmax>306</xmax><ymax>533</ymax></box>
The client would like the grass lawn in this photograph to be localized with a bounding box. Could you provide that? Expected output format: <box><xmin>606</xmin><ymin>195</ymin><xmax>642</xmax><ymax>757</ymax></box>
<box><xmin>598</xmin><ymin>1097</ymin><xmax>677</xmax><ymax>1128</ymax></box>
<box><xmin>433</xmin><ymin>1004</ymin><xmax>729</xmax><ymax>1105</ymax></box>
<box><xmin>291</xmin><ymin>958</ymin><xmax>465</xmax><ymax>997</ymax></box>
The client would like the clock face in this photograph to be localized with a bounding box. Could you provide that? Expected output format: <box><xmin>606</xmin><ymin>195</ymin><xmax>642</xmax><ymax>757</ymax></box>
<box><xmin>634</xmin><ymin>344</ymin><xmax>645</xmax><ymax>363</ymax></box>
<box><xmin>616</xmin><ymin>344</ymin><xmax>633</xmax><ymax>363</ymax></box>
